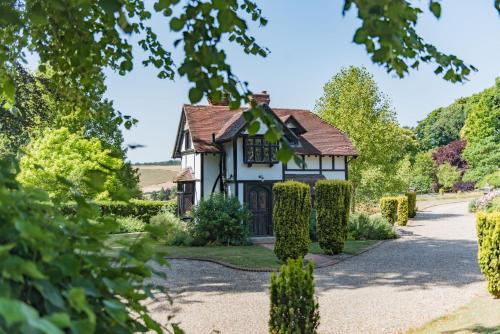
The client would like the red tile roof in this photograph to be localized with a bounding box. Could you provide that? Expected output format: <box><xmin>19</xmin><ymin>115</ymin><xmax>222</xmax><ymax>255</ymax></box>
<box><xmin>182</xmin><ymin>104</ymin><xmax>357</xmax><ymax>156</ymax></box>
<box><xmin>173</xmin><ymin>167</ymin><xmax>195</xmax><ymax>182</ymax></box>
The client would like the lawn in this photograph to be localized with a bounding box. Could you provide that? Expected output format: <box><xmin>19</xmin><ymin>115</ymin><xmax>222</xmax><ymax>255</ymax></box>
<box><xmin>405</xmin><ymin>295</ymin><xmax>500</xmax><ymax>334</ymax></box>
<box><xmin>309</xmin><ymin>240</ymin><xmax>378</xmax><ymax>255</ymax></box>
<box><xmin>161</xmin><ymin>240</ymin><xmax>379</xmax><ymax>269</ymax></box>
<box><xmin>109</xmin><ymin>233</ymin><xmax>380</xmax><ymax>269</ymax></box>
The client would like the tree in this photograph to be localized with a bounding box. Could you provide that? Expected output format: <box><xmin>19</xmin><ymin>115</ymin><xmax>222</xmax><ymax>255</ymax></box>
<box><xmin>316</xmin><ymin>66</ymin><xmax>412</xmax><ymax>203</ymax></box>
<box><xmin>432</xmin><ymin>140</ymin><xmax>468</xmax><ymax>171</ymax></box>
<box><xmin>409</xmin><ymin>151</ymin><xmax>437</xmax><ymax>193</ymax></box>
<box><xmin>415</xmin><ymin>98</ymin><xmax>468</xmax><ymax>151</ymax></box>
<box><xmin>436</xmin><ymin>162</ymin><xmax>461</xmax><ymax>190</ymax></box>
<box><xmin>461</xmin><ymin>79</ymin><xmax>500</xmax><ymax>182</ymax></box>
<box><xmin>0</xmin><ymin>66</ymin><xmax>142</xmax><ymax>197</ymax></box>
<box><xmin>0</xmin><ymin>66</ymin><xmax>57</xmax><ymax>153</ymax></box>
<box><xmin>1</xmin><ymin>1</ymin><xmax>494</xmax><ymax>163</ymax></box>
<box><xmin>18</xmin><ymin>128</ymin><xmax>126</xmax><ymax>202</ymax></box>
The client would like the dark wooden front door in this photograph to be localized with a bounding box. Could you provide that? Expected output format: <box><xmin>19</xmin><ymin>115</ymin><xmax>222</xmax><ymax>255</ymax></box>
<box><xmin>245</xmin><ymin>183</ymin><xmax>273</xmax><ymax>236</ymax></box>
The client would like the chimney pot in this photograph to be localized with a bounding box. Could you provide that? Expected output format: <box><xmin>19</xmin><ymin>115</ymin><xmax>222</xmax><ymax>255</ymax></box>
<box><xmin>251</xmin><ymin>91</ymin><xmax>270</xmax><ymax>105</ymax></box>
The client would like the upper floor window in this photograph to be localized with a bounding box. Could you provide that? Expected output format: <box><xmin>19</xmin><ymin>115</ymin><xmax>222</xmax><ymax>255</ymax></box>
<box><xmin>243</xmin><ymin>136</ymin><xmax>279</xmax><ymax>165</ymax></box>
<box><xmin>184</xmin><ymin>130</ymin><xmax>191</xmax><ymax>150</ymax></box>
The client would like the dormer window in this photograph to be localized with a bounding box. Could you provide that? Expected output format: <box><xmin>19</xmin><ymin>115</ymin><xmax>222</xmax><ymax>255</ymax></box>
<box><xmin>243</xmin><ymin>136</ymin><xmax>279</xmax><ymax>165</ymax></box>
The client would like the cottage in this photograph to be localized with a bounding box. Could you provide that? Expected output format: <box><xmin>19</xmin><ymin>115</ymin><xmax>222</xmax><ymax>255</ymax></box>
<box><xmin>172</xmin><ymin>91</ymin><xmax>357</xmax><ymax>236</ymax></box>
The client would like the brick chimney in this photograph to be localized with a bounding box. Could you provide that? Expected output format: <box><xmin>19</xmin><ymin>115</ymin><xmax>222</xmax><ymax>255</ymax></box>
<box><xmin>207</xmin><ymin>92</ymin><xmax>229</xmax><ymax>106</ymax></box>
<box><xmin>251</xmin><ymin>90</ymin><xmax>270</xmax><ymax>105</ymax></box>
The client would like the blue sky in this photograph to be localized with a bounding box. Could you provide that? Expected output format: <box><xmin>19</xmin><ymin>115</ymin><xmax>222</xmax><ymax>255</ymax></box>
<box><xmin>103</xmin><ymin>0</ymin><xmax>500</xmax><ymax>163</ymax></box>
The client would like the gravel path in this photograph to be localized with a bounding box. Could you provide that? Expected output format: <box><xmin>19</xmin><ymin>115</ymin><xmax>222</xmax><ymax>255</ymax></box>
<box><xmin>148</xmin><ymin>201</ymin><xmax>486</xmax><ymax>334</ymax></box>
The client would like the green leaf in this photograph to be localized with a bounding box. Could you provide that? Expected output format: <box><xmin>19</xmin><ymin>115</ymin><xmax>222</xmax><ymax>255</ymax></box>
<box><xmin>67</xmin><ymin>288</ymin><xmax>85</xmax><ymax>309</ymax></box>
<box><xmin>276</xmin><ymin>147</ymin><xmax>293</xmax><ymax>163</ymax></box>
<box><xmin>2</xmin><ymin>75</ymin><xmax>15</xmax><ymax>103</ymax></box>
<box><xmin>247</xmin><ymin>121</ymin><xmax>260</xmax><ymax>135</ymax></box>
<box><xmin>353</xmin><ymin>28</ymin><xmax>366</xmax><ymax>44</ymax></box>
<box><xmin>99</xmin><ymin>0</ymin><xmax>121</xmax><ymax>14</ymax></box>
<box><xmin>0</xmin><ymin>298</ymin><xmax>63</xmax><ymax>334</ymax></box>
<box><xmin>0</xmin><ymin>244</ymin><xmax>14</xmax><ymax>256</ymax></box>
<box><xmin>188</xmin><ymin>87</ymin><xmax>203</xmax><ymax>103</ymax></box>
<box><xmin>170</xmin><ymin>17</ymin><xmax>185</xmax><ymax>31</ymax></box>
<box><xmin>45</xmin><ymin>312</ymin><xmax>71</xmax><ymax>328</ymax></box>
<box><xmin>429</xmin><ymin>1</ymin><xmax>441</xmax><ymax>18</ymax></box>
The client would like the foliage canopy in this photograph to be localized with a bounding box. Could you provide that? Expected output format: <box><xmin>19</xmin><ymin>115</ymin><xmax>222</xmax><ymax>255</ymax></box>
<box><xmin>18</xmin><ymin>128</ymin><xmax>126</xmax><ymax>202</ymax></box>
<box><xmin>316</xmin><ymin>66</ymin><xmax>416</xmax><ymax>202</ymax></box>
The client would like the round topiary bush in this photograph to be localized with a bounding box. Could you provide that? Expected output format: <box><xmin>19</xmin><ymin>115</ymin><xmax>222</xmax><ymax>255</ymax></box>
<box><xmin>396</xmin><ymin>196</ymin><xmax>409</xmax><ymax>226</ymax></box>
<box><xmin>273</xmin><ymin>181</ymin><xmax>311</xmax><ymax>261</ymax></box>
<box><xmin>315</xmin><ymin>180</ymin><xmax>352</xmax><ymax>255</ymax></box>
<box><xmin>269</xmin><ymin>258</ymin><xmax>320</xmax><ymax>334</ymax></box>
<box><xmin>380</xmin><ymin>197</ymin><xmax>398</xmax><ymax>225</ymax></box>
<box><xmin>405</xmin><ymin>192</ymin><xmax>417</xmax><ymax>218</ymax></box>
<box><xmin>476</xmin><ymin>212</ymin><xmax>500</xmax><ymax>297</ymax></box>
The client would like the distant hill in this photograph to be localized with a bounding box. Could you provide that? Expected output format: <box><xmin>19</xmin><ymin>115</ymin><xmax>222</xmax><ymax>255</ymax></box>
<box><xmin>133</xmin><ymin>160</ymin><xmax>180</xmax><ymax>166</ymax></box>
<box><xmin>132</xmin><ymin>164</ymin><xmax>181</xmax><ymax>193</ymax></box>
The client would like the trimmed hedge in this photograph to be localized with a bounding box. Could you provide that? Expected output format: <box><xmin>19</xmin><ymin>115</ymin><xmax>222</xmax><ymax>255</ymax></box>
<box><xmin>273</xmin><ymin>181</ymin><xmax>311</xmax><ymax>261</ymax></box>
<box><xmin>315</xmin><ymin>180</ymin><xmax>352</xmax><ymax>255</ymax></box>
<box><xmin>405</xmin><ymin>192</ymin><xmax>417</xmax><ymax>218</ymax></box>
<box><xmin>269</xmin><ymin>258</ymin><xmax>320</xmax><ymax>334</ymax></box>
<box><xmin>62</xmin><ymin>198</ymin><xmax>177</xmax><ymax>222</ymax></box>
<box><xmin>396</xmin><ymin>196</ymin><xmax>409</xmax><ymax>226</ymax></box>
<box><xmin>476</xmin><ymin>212</ymin><xmax>500</xmax><ymax>297</ymax></box>
<box><xmin>380</xmin><ymin>197</ymin><xmax>398</xmax><ymax>225</ymax></box>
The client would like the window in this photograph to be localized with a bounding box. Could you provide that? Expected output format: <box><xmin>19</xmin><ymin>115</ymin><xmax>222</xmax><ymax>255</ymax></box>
<box><xmin>184</xmin><ymin>130</ymin><xmax>191</xmax><ymax>150</ymax></box>
<box><xmin>177</xmin><ymin>181</ymin><xmax>194</xmax><ymax>215</ymax></box>
<box><xmin>243</xmin><ymin>136</ymin><xmax>279</xmax><ymax>164</ymax></box>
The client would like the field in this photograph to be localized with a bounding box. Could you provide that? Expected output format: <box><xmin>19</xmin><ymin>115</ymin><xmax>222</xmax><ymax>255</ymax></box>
<box><xmin>133</xmin><ymin>164</ymin><xmax>180</xmax><ymax>193</ymax></box>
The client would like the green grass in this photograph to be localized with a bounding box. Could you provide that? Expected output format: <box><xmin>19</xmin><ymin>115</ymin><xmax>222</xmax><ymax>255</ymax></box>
<box><xmin>309</xmin><ymin>240</ymin><xmax>378</xmax><ymax>255</ymax></box>
<box><xmin>109</xmin><ymin>233</ymin><xmax>380</xmax><ymax>269</ymax></box>
<box><xmin>161</xmin><ymin>240</ymin><xmax>378</xmax><ymax>269</ymax></box>
<box><xmin>405</xmin><ymin>295</ymin><xmax>500</xmax><ymax>334</ymax></box>
<box><xmin>161</xmin><ymin>245</ymin><xmax>283</xmax><ymax>269</ymax></box>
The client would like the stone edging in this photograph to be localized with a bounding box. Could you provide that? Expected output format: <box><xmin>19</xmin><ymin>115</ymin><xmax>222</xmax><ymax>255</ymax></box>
<box><xmin>166</xmin><ymin>240</ymin><xmax>387</xmax><ymax>273</ymax></box>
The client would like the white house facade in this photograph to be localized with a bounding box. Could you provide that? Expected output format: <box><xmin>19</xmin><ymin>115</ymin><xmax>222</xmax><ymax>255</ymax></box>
<box><xmin>172</xmin><ymin>91</ymin><xmax>358</xmax><ymax>236</ymax></box>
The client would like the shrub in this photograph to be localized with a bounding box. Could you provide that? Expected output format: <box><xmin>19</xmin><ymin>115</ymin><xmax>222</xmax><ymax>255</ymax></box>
<box><xmin>273</xmin><ymin>181</ymin><xmax>311</xmax><ymax>261</ymax></box>
<box><xmin>269</xmin><ymin>258</ymin><xmax>320</xmax><ymax>334</ymax></box>
<box><xmin>117</xmin><ymin>216</ymin><xmax>146</xmax><ymax>233</ymax></box>
<box><xmin>309</xmin><ymin>208</ymin><xmax>317</xmax><ymax>242</ymax></box>
<box><xmin>468</xmin><ymin>200</ymin><xmax>477</xmax><ymax>213</ymax></box>
<box><xmin>150</xmin><ymin>210</ymin><xmax>192</xmax><ymax>246</ymax></box>
<box><xmin>62</xmin><ymin>198</ymin><xmax>177</xmax><ymax>222</ymax></box>
<box><xmin>476</xmin><ymin>212</ymin><xmax>500</xmax><ymax>297</ymax></box>
<box><xmin>191</xmin><ymin>193</ymin><xmax>251</xmax><ymax>246</ymax></box>
<box><xmin>432</xmin><ymin>140</ymin><xmax>468</xmax><ymax>170</ymax></box>
<box><xmin>477</xmin><ymin>170</ymin><xmax>500</xmax><ymax>189</ymax></box>
<box><xmin>0</xmin><ymin>158</ymin><xmax>168</xmax><ymax>333</ymax></box>
<box><xmin>405</xmin><ymin>191</ymin><xmax>417</xmax><ymax>218</ymax></box>
<box><xmin>380</xmin><ymin>197</ymin><xmax>398</xmax><ymax>225</ymax></box>
<box><xmin>348</xmin><ymin>214</ymin><xmax>397</xmax><ymax>240</ymax></box>
<box><xmin>396</xmin><ymin>196</ymin><xmax>409</xmax><ymax>226</ymax></box>
<box><xmin>486</xmin><ymin>197</ymin><xmax>500</xmax><ymax>214</ymax></box>
<box><xmin>315</xmin><ymin>180</ymin><xmax>352</xmax><ymax>255</ymax></box>
<box><xmin>472</xmin><ymin>189</ymin><xmax>500</xmax><ymax>212</ymax></box>
<box><xmin>452</xmin><ymin>181</ymin><xmax>475</xmax><ymax>192</ymax></box>
<box><xmin>436</xmin><ymin>162</ymin><xmax>461</xmax><ymax>190</ymax></box>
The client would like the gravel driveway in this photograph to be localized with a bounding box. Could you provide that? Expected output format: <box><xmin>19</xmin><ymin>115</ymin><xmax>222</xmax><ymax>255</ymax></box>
<box><xmin>148</xmin><ymin>201</ymin><xmax>486</xmax><ymax>334</ymax></box>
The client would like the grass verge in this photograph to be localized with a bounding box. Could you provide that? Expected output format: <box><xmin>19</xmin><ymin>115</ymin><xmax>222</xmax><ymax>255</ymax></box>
<box><xmin>109</xmin><ymin>234</ymin><xmax>380</xmax><ymax>269</ymax></box>
<box><xmin>405</xmin><ymin>295</ymin><xmax>500</xmax><ymax>334</ymax></box>
<box><xmin>161</xmin><ymin>240</ymin><xmax>378</xmax><ymax>269</ymax></box>
<box><xmin>309</xmin><ymin>240</ymin><xmax>378</xmax><ymax>255</ymax></box>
